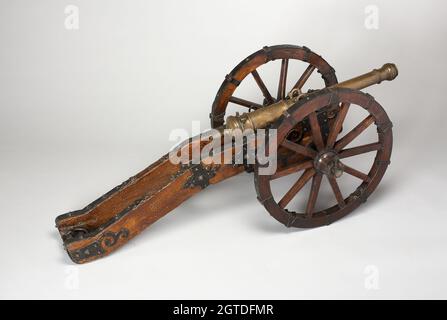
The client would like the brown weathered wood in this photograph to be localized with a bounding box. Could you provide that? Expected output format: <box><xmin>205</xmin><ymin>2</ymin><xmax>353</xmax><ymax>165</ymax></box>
<box><xmin>339</xmin><ymin>142</ymin><xmax>382</xmax><ymax>158</ymax></box>
<box><xmin>327</xmin><ymin>176</ymin><xmax>345</xmax><ymax>208</ymax></box>
<box><xmin>281</xmin><ymin>139</ymin><xmax>318</xmax><ymax>158</ymax></box>
<box><xmin>254</xmin><ymin>87</ymin><xmax>393</xmax><ymax>229</ymax></box>
<box><xmin>305</xmin><ymin>173</ymin><xmax>322</xmax><ymax>217</ymax></box>
<box><xmin>278</xmin><ymin>168</ymin><xmax>315</xmax><ymax>208</ymax></box>
<box><xmin>326</xmin><ymin>102</ymin><xmax>350</xmax><ymax>148</ymax></box>
<box><xmin>229</xmin><ymin>96</ymin><xmax>263</xmax><ymax>110</ymax></box>
<box><xmin>210</xmin><ymin>45</ymin><xmax>338</xmax><ymax>128</ymax></box>
<box><xmin>343</xmin><ymin>164</ymin><xmax>371</xmax><ymax>182</ymax></box>
<box><xmin>277</xmin><ymin>58</ymin><xmax>289</xmax><ymax>100</ymax></box>
<box><xmin>335</xmin><ymin>115</ymin><xmax>375</xmax><ymax>151</ymax></box>
<box><xmin>272</xmin><ymin>160</ymin><xmax>314</xmax><ymax>180</ymax></box>
<box><xmin>292</xmin><ymin>64</ymin><xmax>316</xmax><ymax>90</ymax></box>
<box><xmin>251</xmin><ymin>70</ymin><xmax>274</xmax><ymax>104</ymax></box>
<box><xmin>56</xmin><ymin>139</ymin><xmax>245</xmax><ymax>264</ymax></box>
<box><xmin>308</xmin><ymin>112</ymin><xmax>325</xmax><ymax>151</ymax></box>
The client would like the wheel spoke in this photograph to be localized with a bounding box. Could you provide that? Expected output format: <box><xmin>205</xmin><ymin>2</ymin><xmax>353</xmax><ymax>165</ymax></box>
<box><xmin>308</xmin><ymin>112</ymin><xmax>325</xmax><ymax>151</ymax></box>
<box><xmin>306</xmin><ymin>173</ymin><xmax>322</xmax><ymax>217</ymax></box>
<box><xmin>334</xmin><ymin>115</ymin><xmax>375</xmax><ymax>151</ymax></box>
<box><xmin>339</xmin><ymin>142</ymin><xmax>382</xmax><ymax>159</ymax></box>
<box><xmin>326</xmin><ymin>102</ymin><xmax>350</xmax><ymax>148</ymax></box>
<box><xmin>327</xmin><ymin>176</ymin><xmax>345</xmax><ymax>208</ymax></box>
<box><xmin>272</xmin><ymin>160</ymin><xmax>314</xmax><ymax>180</ymax></box>
<box><xmin>278</xmin><ymin>168</ymin><xmax>315</xmax><ymax>209</ymax></box>
<box><xmin>281</xmin><ymin>139</ymin><xmax>318</xmax><ymax>158</ymax></box>
<box><xmin>229</xmin><ymin>96</ymin><xmax>263</xmax><ymax>110</ymax></box>
<box><xmin>343</xmin><ymin>163</ymin><xmax>371</xmax><ymax>182</ymax></box>
<box><xmin>251</xmin><ymin>70</ymin><xmax>274</xmax><ymax>104</ymax></box>
<box><xmin>292</xmin><ymin>64</ymin><xmax>316</xmax><ymax>91</ymax></box>
<box><xmin>277</xmin><ymin>58</ymin><xmax>289</xmax><ymax>100</ymax></box>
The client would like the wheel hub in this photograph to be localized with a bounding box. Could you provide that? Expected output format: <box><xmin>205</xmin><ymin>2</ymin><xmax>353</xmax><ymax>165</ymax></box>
<box><xmin>314</xmin><ymin>150</ymin><xmax>344</xmax><ymax>178</ymax></box>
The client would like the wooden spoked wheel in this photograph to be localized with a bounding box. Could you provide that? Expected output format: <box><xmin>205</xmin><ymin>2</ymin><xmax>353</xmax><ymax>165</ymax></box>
<box><xmin>254</xmin><ymin>88</ymin><xmax>393</xmax><ymax>228</ymax></box>
<box><xmin>210</xmin><ymin>45</ymin><xmax>338</xmax><ymax>128</ymax></box>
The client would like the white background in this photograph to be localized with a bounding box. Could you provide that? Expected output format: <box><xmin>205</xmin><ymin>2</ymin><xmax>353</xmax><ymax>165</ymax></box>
<box><xmin>1</xmin><ymin>0</ymin><xmax>446</xmax><ymax>299</ymax></box>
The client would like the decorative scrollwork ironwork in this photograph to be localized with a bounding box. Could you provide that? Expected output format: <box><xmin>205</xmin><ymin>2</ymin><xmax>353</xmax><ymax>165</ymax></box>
<box><xmin>101</xmin><ymin>229</ymin><xmax>129</xmax><ymax>247</ymax></box>
<box><xmin>183</xmin><ymin>163</ymin><xmax>219</xmax><ymax>189</ymax></box>
<box><xmin>68</xmin><ymin>228</ymin><xmax>129</xmax><ymax>263</ymax></box>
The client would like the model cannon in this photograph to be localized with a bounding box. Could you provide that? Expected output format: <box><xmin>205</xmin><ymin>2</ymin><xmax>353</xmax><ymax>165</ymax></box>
<box><xmin>56</xmin><ymin>45</ymin><xmax>398</xmax><ymax>263</ymax></box>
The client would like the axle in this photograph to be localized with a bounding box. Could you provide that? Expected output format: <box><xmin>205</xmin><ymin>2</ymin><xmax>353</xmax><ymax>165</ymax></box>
<box><xmin>225</xmin><ymin>63</ymin><xmax>398</xmax><ymax>131</ymax></box>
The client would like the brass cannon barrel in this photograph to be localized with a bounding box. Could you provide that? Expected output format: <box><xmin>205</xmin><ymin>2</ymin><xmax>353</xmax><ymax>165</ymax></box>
<box><xmin>333</xmin><ymin>63</ymin><xmax>398</xmax><ymax>90</ymax></box>
<box><xmin>225</xmin><ymin>63</ymin><xmax>398</xmax><ymax>131</ymax></box>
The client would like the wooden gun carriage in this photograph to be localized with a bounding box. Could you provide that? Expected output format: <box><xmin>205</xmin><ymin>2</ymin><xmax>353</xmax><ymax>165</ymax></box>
<box><xmin>55</xmin><ymin>45</ymin><xmax>397</xmax><ymax>263</ymax></box>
